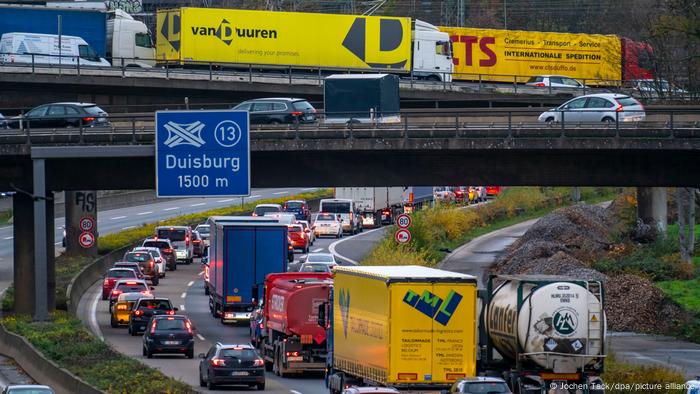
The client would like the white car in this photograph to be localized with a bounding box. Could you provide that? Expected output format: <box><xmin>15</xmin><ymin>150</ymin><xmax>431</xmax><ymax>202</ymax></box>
<box><xmin>300</xmin><ymin>253</ymin><xmax>336</xmax><ymax>265</ymax></box>
<box><xmin>299</xmin><ymin>262</ymin><xmax>338</xmax><ymax>273</ymax></box>
<box><xmin>130</xmin><ymin>246</ymin><xmax>166</xmax><ymax>278</ymax></box>
<box><xmin>526</xmin><ymin>75</ymin><xmax>586</xmax><ymax>89</ymax></box>
<box><xmin>314</xmin><ymin>212</ymin><xmax>343</xmax><ymax>238</ymax></box>
<box><xmin>297</xmin><ymin>220</ymin><xmax>315</xmax><ymax>245</ymax></box>
<box><xmin>631</xmin><ymin>79</ymin><xmax>688</xmax><ymax>98</ymax></box>
<box><xmin>538</xmin><ymin>93</ymin><xmax>645</xmax><ymax>125</ymax></box>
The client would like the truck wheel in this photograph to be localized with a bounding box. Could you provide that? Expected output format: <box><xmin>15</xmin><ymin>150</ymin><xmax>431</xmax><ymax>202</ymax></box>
<box><xmin>110</xmin><ymin>315</ymin><xmax>118</xmax><ymax>328</ymax></box>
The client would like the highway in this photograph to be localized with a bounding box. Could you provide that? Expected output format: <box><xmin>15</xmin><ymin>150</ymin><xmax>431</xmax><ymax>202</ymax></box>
<box><xmin>0</xmin><ymin>187</ymin><xmax>316</xmax><ymax>294</ymax></box>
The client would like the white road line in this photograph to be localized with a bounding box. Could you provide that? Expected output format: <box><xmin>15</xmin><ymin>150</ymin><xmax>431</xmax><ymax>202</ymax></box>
<box><xmin>121</xmin><ymin>226</ymin><xmax>136</xmax><ymax>230</ymax></box>
<box><xmin>137</xmin><ymin>211</ymin><xmax>153</xmax><ymax>215</ymax></box>
<box><xmin>180</xmin><ymin>292</ymin><xmax>187</xmax><ymax>298</ymax></box>
<box><xmin>291</xmin><ymin>390</ymin><xmax>303</xmax><ymax>394</ymax></box>
<box><xmin>249</xmin><ymin>195</ymin><xmax>261</xmax><ymax>199</ymax></box>
<box><xmin>3</xmin><ymin>236</ymin><xmax>12</xmax><ymax>240</ymax></box>
<box><xmin>312</xmin><ymin>248</ymin><xmax>323</xmax><ymax>253</ymax></box>
<box><xmin>54</xmin><ymin>242</ymin><xmax>62</xmax><ymax>245</ymax></box>
<box><xmin>273</xmin><ymin>191</ymin><xmax>289</xmax><ymax>195</ymax></box>
<box><xmin>187</xmin><ymin>281</ymin><xmax>194</xmax><ymax>287</ymax></box>
<box><xmin>217</xmin><ymin>198</ymin><xmax>234</xmax><ymax>203</ymax></box>
<box><xmin>198</xmin><ymin>271</ymin><xmax>204</xmax><ymax>276</ymax></box>
<box><xmin>190</xmin><ymin>203</ymin><xmax>206</xmax><ymax>207</ymax></box>
<box><xmin>197</xmin><ymin>334</ymin><xmax>206</xmax><ymax>341</ymax></box>
<box><xmin>89</xmin><ymin>287</ymin><xmax>104</xmax><ymax>341</ymax></box>
<box><xmin>179</xmin><ymin>305</ymin><xmax>186</xmax><ymax>311</ymax></box>
<box><xmin>163</xmin><ymin>207</ymin><xmax>179</xmax><ymax>211</ymax></box>
<box><xmin>110</xmin><ymin>216</ymin><xmax>126</xmax><ymax>220</ymax></box>
<box><xmin>302</xmin><ymin>188</ymin><xmax>316</xmax><ymax>191</ymax></box>
<box><xmin>328</xmin><ymin>227</ymin><xmax>387</xmax><ymax>266</ymax></box>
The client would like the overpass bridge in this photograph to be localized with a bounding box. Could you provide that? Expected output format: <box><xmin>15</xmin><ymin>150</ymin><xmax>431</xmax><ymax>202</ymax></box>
<box><xmin>2</xmin><ymin>108</ymin><xmax>700</xmax><ymax>320</ymax></box>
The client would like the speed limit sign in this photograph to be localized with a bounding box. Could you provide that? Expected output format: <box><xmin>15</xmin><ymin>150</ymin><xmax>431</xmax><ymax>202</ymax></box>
<box><xmin>79</xmin><ymin>216</ymin><xmax>95</xmax><ymax>232</ymax></box>
<box><xmin>396</xmin><ymin>213</ymin><xmax>412</xmax><ymax>229</ymax></box>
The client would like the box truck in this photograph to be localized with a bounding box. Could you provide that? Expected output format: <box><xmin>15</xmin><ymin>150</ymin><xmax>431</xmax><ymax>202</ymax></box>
<box><xmin>320</xmin><ymin>265</ymin><xmax>478</xmax><ymax>392</ymax></box>
<box><xmin>156</xmin><ymin>7</ymin><xmax>452</xmax><ymax>81</ymax></box>
<box><xmin>207</xmin><ymin>216</ymin><xmax>288</xmax><ymax>324</ymax></box>
<box><xmin>0</xmin><ymin>4</ymin><xmax>155</xmax><ymax>67</ymax></box>
<box><xmin>251</xmin><ymin>272</ymin><xmax>332</xmax><ymax>376</ymax></box>
<box><xmin>324</xmin><ymin>74</ymin><xmax>400</xmax><ymax>125</ymax></box>
<box><xmin>335</xmin><ymin>187</ymin><xmax>404</xmax><ymax>228</ymax></box>
<box><xmin>401</xmin><ymin>186</ymin><xmax>434</xmax><ymax>213</ymax></box>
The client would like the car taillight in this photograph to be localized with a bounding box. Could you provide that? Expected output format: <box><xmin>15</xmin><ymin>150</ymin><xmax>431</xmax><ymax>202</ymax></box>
<box><xmin>185</xmin><ymin>320</ymin><xmax>193</xmax><ymax>335</ymax></box>
<box><xmin>150</xmin><ymin>320</ymin><xmax>157</xmax><ymax>334</ymax></box>
<box><xmin>142</xmin><ymin>291</ymin><xmax>151</xmax><ymax>296</ymax></box>
<box><xmin>82</xmin><ymin>117</ymin><xmax>95</xmax><ymax>123</ymax></box>
<box><xmin>211</xmin><ymin>358</ymin><xmax>225</xmax><ymax>367</ymax></box>
<box><xmin>291</xmin><ymin>111</ymin><xmax>303</xmax><ymax>116</ymax></box>
<box><xmin>111</xmin><ymin>290</ymin><xmax>121</xmax><ymax>296</ymax></box>
<box><xmin>103</xmin><ymin>279</ymin><xmax>110</xmax><ymax>285</ymax></box>
<box><xmin>168</xmin><ymin>310</ymin><xmax>175</xmax><ymax>315</ymax></box>
<box><xmin>534</xmin><ymin>82</ymin><xmax>545</xmax><ymax>87</ymax></box>
<box><xmin>185</xmin><ymin>235</ymin><xmax>190</xmax><ymax>246</ymax></box>
<box><xmin>163</xmin><ymin>248</ymin><xmax>172</xmax><ymax>253</ymax></box>
<box><xmin>116</xmin><ymin>304</ymin><xmax>128</xmax><ymax>311</ymax></box>
<box><xmin>615</xmin><ymin>102</ymin><xmax>624</xmax><ymax>112</ymax></box>
<box><xmin>254</xmin><ymin>358</ymin><xmax>264</xmax><ymax>367</ymax></box>
<box><xmin>134</xmin><ymin>310</ymin><xmax>143</xmax><ymax>316</ymax></box>
<box><xmin>150</xmin><ymin>261</ymin><xmax>154</xmax><ymax>268</ymax></box>
<box><xmin>285</xmin><ymin>351</ymin><xmax>300</xmax><ymax>357</ymax></box>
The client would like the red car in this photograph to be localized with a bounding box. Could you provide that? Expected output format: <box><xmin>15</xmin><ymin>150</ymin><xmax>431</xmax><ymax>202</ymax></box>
<box><xmin>102</xmin><ymin>268</ymin><xmax>138</xmax><ymax>300</ymax></box>
<box><xmin>287</xmin><ymin>224</ymin><xmax>309</xmax><ymax>253</ymax></box>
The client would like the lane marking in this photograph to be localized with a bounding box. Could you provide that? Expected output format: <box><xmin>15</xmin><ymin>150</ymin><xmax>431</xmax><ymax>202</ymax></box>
<box><xmin>137</xmin><ymin>211</ymin><xmax>153</xmax><ymax>215</ymax></box>
<box><xmin>291</xmin><ymin>390</ymin><xmax>303</xmax><ymax>394</ymax></box>
<box><xmin>163</xmin><ymin>207</ymin><xmax>179</xmax><ymax>211</ymax></box>
<box><xmin>54</xmin><ymin>242</ymin><xmax>62</xmax><ymax>245</ymax></box>
<box><xmin>121</xmin><ymin>226</ymin><xmax>136</xmax><ymax>230</ymax></box>
<box><xmin>217</xmin><ymin>198</ymin><xmax>234</xmax><ymax>203</ymax></box>
<box><xmin>179</xmin><ymin>304</ymin><xmax>186</xmax><ymax>311</ymax></box>
<box><xmin>180</xmin><ymin>292</ymin><xmax>187</xmax><ymax>298</ymax></box>
<box><xmin>328</xmin><ymin>227</ymin><xmax>387</xmax><ymax>266</ymax></box>
<box><xmin>249</xmin><ymin>195</ymin><xmax>261</xmax><ymax>199</ymax></box>
<box><xmin>197</xmin><ymin>334</ymin><xmax>206</xmax><ymax>341</ymax></box>
<box><xmin>89</xmin><ymin>287</ymin><xmax>104</xmax><ymax>341</ymax></box>
<box><xmin>190</xmin><ymin>203</ymin><xmax>206</xmax><ymax>207</ymax></box>
<box><xmin>187</xmin><ymin>281</ymin><xmax>194</xmax><ymax>287</ymax></box>
<box><xmin>312</xmin><ymin>248</ymin><xmax>323</xmax><ymax>253</ymax></box>
<box><xmin>110</xmin><ymin>216</ymin><xmax>126</xmax><ymax>220</ymax></box>
<box><xmin>198</xmin><ymin>271</ymin><xmax>204</xmax><ymax>276</ymax></box>
<box><xmin>273</xmin><ymin>191</ymin><xmax>289</xmax><ymax>195</ymax></box>
<box><xmin>3</xmin><ymin>236</ymin><xmax>12</xmax><ymax>240</ymax></box>
<box><xmin>302</xmin><ymin>188</ymin><xmax>316</xmax><ymax>191</ymax></box>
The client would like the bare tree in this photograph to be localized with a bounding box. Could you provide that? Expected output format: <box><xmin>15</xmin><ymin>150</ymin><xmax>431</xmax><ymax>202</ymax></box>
<box><xmin>677</xmin><ymin>188</ymin><xmax>696</xmax><ymax>264</ymax></box>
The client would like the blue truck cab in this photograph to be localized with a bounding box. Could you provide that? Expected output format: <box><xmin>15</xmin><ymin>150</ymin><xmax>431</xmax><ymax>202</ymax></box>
<box><xmin>207</xmin><ymin>216</ymin><xmax>288</xmax><ymax>325</ymax></box>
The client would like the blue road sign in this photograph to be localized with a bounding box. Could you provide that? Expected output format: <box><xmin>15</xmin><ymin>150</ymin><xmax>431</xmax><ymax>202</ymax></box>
<box><xmin>155</xmin><ymin>110</ymin><xmax>250</xmax><ymax>197</ymax></box>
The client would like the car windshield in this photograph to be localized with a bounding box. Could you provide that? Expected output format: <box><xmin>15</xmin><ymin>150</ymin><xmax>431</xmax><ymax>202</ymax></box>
<box><xmin>157</xmin><ymin>229</ymin><xmax>186</xmax><ymax>241</ymax></box>
<box><xmin>616</xmin><ymin>97</ymin><xmax>640</xmax><ymax>106</ymax></box>
<box><xmin>108</xmin><ymin>269</ymin><xmax>136</xmax><ymax>278</ymax></box>
<box><xmin>155</xmin><ymin>318</ymin><xmax>186</xmax><ymax>331</ymax></box>
<box><xmin>138</xmin><ymin>300</ymin><xmax>172</xmax><ymax>310</ymax></box>
<box><xmin>195</xmin><ymin>225</ymin><xmax>209</xmax><ymax>234</ymax></box>
<box><xmin>126</xmin><ymin>253</ymin><xmax>151</xmax><ymax>263</ymax></box>
<box><xmin>292</xmin><ymin>101</ymin><xmax>314</xmax><ymax>111</ymax></box>
<box><xmin>321</xmin><ymin>202</ymin><xmax>350</xmax><ymax>213</ymax></box>
<box><xmin>527</xmin><ymin>76</ymin><xmax>543</xmax><ymax>83</ymax></box>
<box><xmin>116</xmin><ymin>283</ymin><xmax>147</xmax><ymax>292</ymax></box>
<box><xmin>307</xmin><ymin>254</ymin><xmax>334</xmax><ymax>263</ymax></box>
<box><xmin>6</xmin><ymin>388</ymin><xmax>55</xmax><ymax>394</ymax></box>
<box><xmin>147</xmin><ymin>250</ymin><xmax>161</xmax><ymax>258</ymax></box>
<box><xmin>220</xmin><ymin>348</ymin><xmax>258</xmax><ymax>358</ymax></box>
<box><xmin>255</xmin><ymin>206</ymin><xmax>280</xmax><ymax>215</ymax></box>
<box><xmin>285</xmin><ymin>201</ymin><xmax>303</xmax><ymax>209</ymax></box>
<box><xmin>301</xmin><ymin>264</ymin><xmax>330</xmax><ymax>272</ymax></box>
<box><xmin>82</xmin><ymin>105</ymin><xmax>105</xmax><ymax>115</ymax></box>
<box><xmin>114</xmin><ymin>263</ymin><xmax>139</xmax><ymax>271</ymax></box>
<box><xmin>144</xmin><ymin>241</ymin><xmax>170</xmax><ymax>249</ymax></box>
<box><xmin>317</xmin><ymin>213</ymin><xmax>335</xmax><ymax>221</ymax></box>
<box><xmin>288</xmin><ymin>226</ymin><xmax>302</xmax><ymax>233</ymax></box>
<box><xmin>462</xmin><ymin>382</ymin><xmax>510</xmax><ymax>393</ymax></box>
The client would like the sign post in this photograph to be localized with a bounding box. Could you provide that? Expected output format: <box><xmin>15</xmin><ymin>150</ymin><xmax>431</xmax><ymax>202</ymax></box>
<box><xmin>395</xmin><ymin>212</ymin><xmax>412</xmax><ymax>244</ymax></box>
<box><xmin>156</xmin><ymin>110</ymin><xmax>250</xmax><ymax>197</ymax></box>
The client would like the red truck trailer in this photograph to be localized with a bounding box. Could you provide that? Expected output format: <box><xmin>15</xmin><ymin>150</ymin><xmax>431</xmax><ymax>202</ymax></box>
<box><xmin>250</xmin><ymin>272</ymin><xmax>332</xmax><ymax>377</ymax></box>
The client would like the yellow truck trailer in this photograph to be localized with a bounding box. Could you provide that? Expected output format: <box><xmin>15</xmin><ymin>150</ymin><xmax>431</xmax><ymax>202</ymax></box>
<box><xmin>322</xmin><ymin>265</ymin><xmax>478</xmax><ymax>391</ymax></box>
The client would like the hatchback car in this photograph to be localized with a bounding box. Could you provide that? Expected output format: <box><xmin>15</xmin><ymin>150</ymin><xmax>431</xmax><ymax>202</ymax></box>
<box><xmin>143</xmin><ymin>315</ymin><xmax>195</xmax><ymax>359</ymax></box>
<box><xmin>109</xmin><ymin>279</ymin><xmax>151</xmax><ymax>311</ymax></box>
<box><xmin>194</xmin><ymin>224</ymin><xmax>210</xmax><ymax>246</ymax></box>
<box><xmin>252</xmin><ymin>203</ymin><xmax>282</xmax><ymax>217</ymax></box>
<box><xmin>297</xmin><ymin>220</ymin><xmax>315</xmax><ymax>245</ymax></box>
<box><xmin>124</xmin><ymin>251</ymin><xmax>159</xmax><ymax>286</ymax></box>
<box><xmin>314</xmin><ymin>212</ymin><xmax>342</xmax><ymax>238</ymax></box>
<box><xmin>526</xmin><ymin>75</ymin><xmax>586</xmax><ymax>89</ymax></box>
<box><xmin>192</xmin><ymin>231</ymin><xmax>204</xmax><ymax>257</ymax></box>
<box><xmin>142</xmin><ymin>238</ymin><xmax>177</xmax><ymax>271</ymax></box>
<box><xmin>111</xmin><ymin>292</ymin><xmax>154</xmax><ymax>328</ymax></box>
<box><xmin>130</xmin><ymin>246</ymin><xmax>166</xmax><ymax>278</ymax></box>
<box><xmin>7</xmin><ymin>102</ymin><xmax>110</xmax><ymax>129</ymax></box>
<box><xmin>101</xmin><ymin>268</ymin><xmax>138</xmax><ymax>300</ymax></box>
<box><xmin>198</xmin><ymin>343</ymin><xmax>265</xmax><ymax>390</ymax></box>
<box><xmin>538</xmin><ymin>93</ymin><xmax>645</xmax><ymax>124</ymax></box>
<box><xmin>288</xmin><ymin>224</ymin><xmax>310</xmax><ymax>253</ymax></box>
<box><xmin>112</xmin><ymin>262</ymin><xmax>145</xmax><ymax>280</ymax></box>
<box><xmin>129</xmin><ymin>297</ymin><xmax>178</xmax><ymax>336</ymax></box>
<box><xmin>283</xmin><ymin>199</ymin><xmax>311</xmax><ymax>221</ymax></box>
<box><xmin>232</xmin><ymin>98</ymin><xmax>317</xmax><ymax>125</ymax></box>
<box><xmin>449</xmin><ymin>377</ymin><xmax>512</xmax><ymax>393</ymax></box>
<box><xmin>154</xmin><ymin>226</ymin><xmax>193</xmax><ymax>264</ymax></box>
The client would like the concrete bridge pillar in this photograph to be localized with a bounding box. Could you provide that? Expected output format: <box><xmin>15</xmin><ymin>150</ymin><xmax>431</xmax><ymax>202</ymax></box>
<box><xmin>13</xmin><ymin>192</ymin><xmax>35</xmax><ymax>315</ymax></box>
<box><xmin>637</xmin><ymin>187</ymin><xmax>668</xmax><ymax>236</ymax></box>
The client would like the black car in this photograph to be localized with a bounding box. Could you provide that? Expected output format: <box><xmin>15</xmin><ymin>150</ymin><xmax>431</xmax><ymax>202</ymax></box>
<box><xmin>143</xmin><ymin>315</ymin><xmax>194</xmax><ymax>359</ymax></box>
<box><xmin>199</xmin><ymin>343</ymin><xmax>265</xmax><ymax>390</ymax></box>
<box><xmin>124</xmin><ymin>251</ymin><xmax>159</xmax><ymax>286</ymax></box>
<box><xmin>232</xmin><ymin>98</ymin><xmax>317</xmax><ymax>125</ymax></box>
<box><xmin>7</xmin><ymin>102</ymin><xmax>110</xmax><ymax>129</ymax></box>
<box><xmin>129</xmin><ymin>297</ymin><xmax>177</xmax><ymax>336</ymax></box>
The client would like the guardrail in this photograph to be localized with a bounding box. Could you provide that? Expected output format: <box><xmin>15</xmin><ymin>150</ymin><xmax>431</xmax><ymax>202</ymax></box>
<box><xmin>1</xmin><ymin>52</ymin><xmax>697</xmax><ymax>100</ymax></box>
<box><xmin>1</xmin><ymin>109</ymin><xmax>699</xmax><ymax>147</ymax></box>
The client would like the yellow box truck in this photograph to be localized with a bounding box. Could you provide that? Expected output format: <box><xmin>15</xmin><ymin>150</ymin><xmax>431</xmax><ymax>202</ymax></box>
<box><xmin>156</xmin><ymin>8</ymin><xmax>453</xmax><ymax>81</ymax></box>
<box><xmin>320</xmin><ymin>265</ymin><xmax>478</xmax><ymax>392</ymax></box>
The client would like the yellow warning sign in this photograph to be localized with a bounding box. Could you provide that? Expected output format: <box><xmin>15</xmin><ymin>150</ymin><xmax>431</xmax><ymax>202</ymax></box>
<box><xmin>591</xmin><ymin>314</ymin><xmax>598</xmax><ymax>322</ymax></box>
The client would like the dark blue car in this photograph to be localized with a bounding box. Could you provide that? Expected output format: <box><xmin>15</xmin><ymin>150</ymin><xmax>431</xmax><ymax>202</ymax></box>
<box><xmin>283</xmin><ymin>200</ymin><xmax>310</xmax><ymax>221</ymax></box>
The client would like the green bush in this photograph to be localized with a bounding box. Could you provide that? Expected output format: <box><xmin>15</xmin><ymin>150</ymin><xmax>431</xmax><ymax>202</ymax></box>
<box><xmin>2</xmin><ymin>312</ymin><xmax>194</xmax><ymax>394</ymax></box>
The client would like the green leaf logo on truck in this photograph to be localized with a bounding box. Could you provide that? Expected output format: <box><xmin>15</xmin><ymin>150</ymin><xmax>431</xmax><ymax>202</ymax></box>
<box><xmin>338</xmin><ymin>288</ymin><xmax>351</xmax><ymax>338</ymax></box>
<box><xmin>403</xmin><ymin>289</ymin><xmax>462</xmax><ymax>326</ymax></box>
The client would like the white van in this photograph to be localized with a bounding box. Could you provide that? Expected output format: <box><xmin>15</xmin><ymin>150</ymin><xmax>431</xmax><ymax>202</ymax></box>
<box><xmin>319</xmin><ymin>198</ymin><xmax>362</xmax><ymax>235</ymax></box>
<box><xmin>0</xmin><ymin>32</ymin><xmax>111</xmax><ymax>67</ymax></box>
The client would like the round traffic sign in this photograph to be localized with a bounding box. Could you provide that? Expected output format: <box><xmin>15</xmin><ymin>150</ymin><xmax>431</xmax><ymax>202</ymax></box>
<box><xmin>79</xmin><ymin>216</ymin><xmax>95</xmax><ymax>232</ymax></box>
<box><xmin>395</xmin><ymin>229</ymin><xmax>411</xmax><ymax>244</ymax></box>
<box><xmin>396</xmin><ymin>213</ymin><xmax>412</xmax><ymax>229</ymax></box>
<box><xmin>78</xmin><ymin>231</ymin><xmax>95</xmax><ymax>248</ymax></box>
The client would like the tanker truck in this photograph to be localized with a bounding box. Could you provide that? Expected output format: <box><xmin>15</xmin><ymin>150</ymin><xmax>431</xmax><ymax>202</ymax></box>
<box><xmin>251</xmin><ymin>272</ymin><xmax>332</xmax><ymax>376</ymax></box>
<box><xmin>480</xmin><ymin>275</ymin><xmax>606</xmax><ymax>394</ymax></box>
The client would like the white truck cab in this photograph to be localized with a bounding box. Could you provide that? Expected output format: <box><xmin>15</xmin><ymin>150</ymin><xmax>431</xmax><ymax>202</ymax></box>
<box><xmin>412</xmin><ymin>20</ymin><xmax>453</xmax><ymax>82</ymax></box>
<box><xmin>107</xmin><ymin>10</ymin><xmax>155</xmax><ymax>68</ymax></box>
<box><xmin>0</xmin><ymin>32</ymin><xmax>110</xmax><ymax>66</ymax></box>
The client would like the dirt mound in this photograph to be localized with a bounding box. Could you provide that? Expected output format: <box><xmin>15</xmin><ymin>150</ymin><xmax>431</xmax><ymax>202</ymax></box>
<box><xmin>605</xmin><ymin>274</ymin><xmax>686</xmax><ymax>333</ymax></box>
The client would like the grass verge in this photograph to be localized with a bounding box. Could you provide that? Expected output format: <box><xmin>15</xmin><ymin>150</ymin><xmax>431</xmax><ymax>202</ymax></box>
<box><xmin>0</xmin><ymin>209</ymin><xmax>11</xmax><ymax>225</ymax></box>
<box><xmin>602</xmin><ymin>352</ymin><xmax>688</xmax><ymax>393</ymax></box>
<box><xmin>2</xmin><ymin>312</ymin><xmax>194</xmax><ymax>394</ymax></box>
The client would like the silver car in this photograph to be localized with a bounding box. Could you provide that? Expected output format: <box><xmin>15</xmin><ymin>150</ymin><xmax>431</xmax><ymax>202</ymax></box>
<box><xmin>538</xmin><ymin>93</ymin><xmax>645</xmax><ymax>125</ymax></box>
<box><xmin>526</xmin><ymin>75</ymin><xmax>586</xmax><ymax>89</ymax></box>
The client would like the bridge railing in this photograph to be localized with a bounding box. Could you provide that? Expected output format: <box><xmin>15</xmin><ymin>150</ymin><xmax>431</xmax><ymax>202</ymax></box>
<box><xmin>1</xmin><ymin>51</ymin><xmax>697</xmax><ymax>100</ymax></box>
<box><xmin>1</xmin><ymin>108</ymin><xmax>699</xmax><ymax>146</ymax></box>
